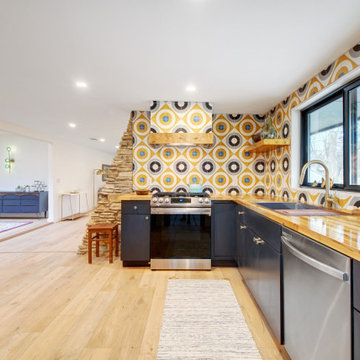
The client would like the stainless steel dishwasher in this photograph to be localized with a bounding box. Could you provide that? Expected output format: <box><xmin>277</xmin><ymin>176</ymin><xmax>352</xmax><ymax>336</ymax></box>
<box><xmin>282</xmin><ymin>228</ymin><xmax>351</xmax><ymax>360</ymax></box>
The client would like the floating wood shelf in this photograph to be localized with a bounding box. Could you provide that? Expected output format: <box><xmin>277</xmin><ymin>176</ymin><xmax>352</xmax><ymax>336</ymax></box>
<box><xmin>245</xmin><ymin>139</ymin><xmax>290</xmax><ymax>153</ymax></box>
<box><xmin>148</xmin><ymin>132</ymin><xmax>213</xmax><ymax>146</ymax></box>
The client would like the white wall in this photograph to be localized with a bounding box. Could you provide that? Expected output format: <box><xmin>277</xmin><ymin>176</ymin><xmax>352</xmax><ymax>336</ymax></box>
<box><xmin>52</xmin><ymin>139</ymin><xmax>111</xmax><ymax>221</ymax></box>
<box><xmin>0</xmin><ymin>132</ymin><xmax>49</xmax><ymax>191</ymax></box>
<box><xmin>0</xmin><ymin>120</ymin><xmax>113</xmax><ymax>222</ymax></box>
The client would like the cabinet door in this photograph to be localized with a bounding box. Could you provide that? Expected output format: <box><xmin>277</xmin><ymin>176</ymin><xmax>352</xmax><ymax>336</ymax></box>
<box><xmin>355</xmin><ymin>309</ymin><xmax>360</xmax><ymax>360</ymax></box>
<box><xmin>240</xmin><ymin>228</ymin><xmax>259</xmax><ymax>295</ymax></box>
<box><xmin>121</xmin><ymin>214</ymin><xmax>150</xmax><ymax>262</ymax></box>
<box><xmin>254</xmin><ymin>236</ymin><xmax>282</xmax><ymax>342</ymax></box>
<box><xmin>354</xmin><ymin>260</ymin><xmax>360</xmax><ymax>312</ymax></box>
<box><xmin>211</xmin><ymin>202</ymin><xmax>235</xmax><ymax>261</ymax></box>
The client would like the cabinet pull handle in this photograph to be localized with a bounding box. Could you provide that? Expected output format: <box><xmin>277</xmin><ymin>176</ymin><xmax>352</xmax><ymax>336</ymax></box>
<box><xmin>238</xmin><ymin>211</ymin><xmax>244</xmax><ymax>215</ymax></box>
<box><xmin>133</xmin><ymin>206</ymin><xmax>138</xmax><ymax>210</ymax></box>
<box><xmin>240</xmin><ymin>225</ymin><xmax>247</xmax><ymax>229</ymax></box>
<box><xmin>253</xmin><ymin>236</ymin><xmax>264</xmax><ymax>245</ymax></box>
<box><xmin>145</xmin><ymin>216</ymin><xmax>149</xmax><ymax>220</ymax></box>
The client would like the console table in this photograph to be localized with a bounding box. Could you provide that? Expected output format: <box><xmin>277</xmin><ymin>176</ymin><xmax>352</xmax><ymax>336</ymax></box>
<box><xmin>0</xmin><ymin>192</ymin><xmax>48</xmax><ymax>217</ymax></box>
<box><xmin>60</xmin><ymin>192</ymin><xmax>89</xmax><ymax>221</ymax></box>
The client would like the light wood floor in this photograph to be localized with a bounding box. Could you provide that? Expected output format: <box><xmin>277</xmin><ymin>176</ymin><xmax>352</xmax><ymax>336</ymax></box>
<box><xmin>0</xmin><ymin>217</ymin><xmax>289</xmax><ymax>360</ymax></box>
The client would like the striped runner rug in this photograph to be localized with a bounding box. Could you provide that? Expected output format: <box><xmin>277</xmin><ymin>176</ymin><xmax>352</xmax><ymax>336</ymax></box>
<box><xmin>157</xmin><ymin>279</ymin><xmax>262</xmax><ymax>360</ymax></box>
<box><xmin>0</xmin><ymin>221</ymin><xmax>33</xmax><ymax>233</ymax></box>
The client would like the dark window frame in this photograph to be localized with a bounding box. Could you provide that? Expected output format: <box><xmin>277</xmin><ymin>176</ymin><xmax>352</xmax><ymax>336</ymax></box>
<box><xmin>301</xmin><ymin>76</ymin><xmax>360</xmax><ymax>192</ymax></box>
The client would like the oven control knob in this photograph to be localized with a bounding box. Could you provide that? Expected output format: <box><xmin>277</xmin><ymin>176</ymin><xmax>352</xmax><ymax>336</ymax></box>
<box><xmin>152</xmin><ymin>197</ymin><xmax>158</xmax><ymax>203</ymax></box>
<box><xmin>158</xmin><ymin>198</ymin><xmax>164</xmax><ymax>203</ymax></box>
<box><xmin>165</xmin><ymin>198</ymin><xmax>170</xmax><ymax>203</ymax></box>
<box><xmin>198</xmin><ymin>198</ymin><xmax>204</xmax><ymax>203</ymax></box>
<box><xmin>204</xmin><ymin>198</ymin><xmax>210</xmax><ymax>204</ymax></box>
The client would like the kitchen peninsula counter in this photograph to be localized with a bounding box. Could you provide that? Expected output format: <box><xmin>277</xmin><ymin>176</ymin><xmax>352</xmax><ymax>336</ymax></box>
<box><xmin>113</xmin><ymin>192</ymin><xmax>360</xmax><ymax>261</ymax></box>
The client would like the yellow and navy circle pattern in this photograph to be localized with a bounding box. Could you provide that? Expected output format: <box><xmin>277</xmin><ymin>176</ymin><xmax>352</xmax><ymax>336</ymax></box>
<box><xmin>132</xmin><ymin>109</ymin><xmax>265</xmax><ymax>195</ymax></box>
<box><xmin>132</xmin><ymin>43</ymin><xmax>360</xmax><ymax>204</ymax></box>
<box><xmin>151</xmin><ymin>101</ymin><xmax>211</xmax><ymax>133</ymax></box>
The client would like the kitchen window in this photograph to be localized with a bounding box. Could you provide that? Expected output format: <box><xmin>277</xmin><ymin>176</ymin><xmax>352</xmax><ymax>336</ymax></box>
<box><xmin>301</xmin><ymin>76</ymin><xmax>360</xmax><ymax>191</ymax></box>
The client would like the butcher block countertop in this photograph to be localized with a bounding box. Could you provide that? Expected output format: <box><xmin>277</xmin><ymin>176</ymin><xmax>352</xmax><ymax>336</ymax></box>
<box><xmin>109</xmin><ymin>192</ymin><xmax>360</xmax><ymax>261</ymax></box>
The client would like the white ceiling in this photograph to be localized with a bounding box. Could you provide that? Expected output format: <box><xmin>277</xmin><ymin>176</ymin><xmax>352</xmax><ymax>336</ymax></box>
<box><xmin>1</xmin><ymin>0</ymin><xmax>360</xmax><ymax>154</ymax></box>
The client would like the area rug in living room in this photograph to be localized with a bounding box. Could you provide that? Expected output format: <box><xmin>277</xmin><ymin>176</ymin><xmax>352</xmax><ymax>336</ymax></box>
<box><xmin>0</xmin><ymin>221</ymin><xmax>33</xmax><ymax>233</ymax></box>
<box><xmin>157</xmin><ymin>279</ymin><xmax>262</xmax><ymax>360</ymax></box>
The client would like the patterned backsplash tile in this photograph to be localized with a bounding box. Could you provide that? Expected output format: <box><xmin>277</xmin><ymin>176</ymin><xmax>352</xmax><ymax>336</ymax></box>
<box><xmin>131</xmin><ymin>43</ymin><xmax>360</xmax><ymax>208</ymax></box>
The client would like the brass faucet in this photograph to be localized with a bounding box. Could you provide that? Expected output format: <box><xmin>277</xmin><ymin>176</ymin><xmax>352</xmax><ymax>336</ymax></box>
<box><xmin>299</xmin><ymin>160</ymin><xmax>334</xmax><ymax>208</ymax></box>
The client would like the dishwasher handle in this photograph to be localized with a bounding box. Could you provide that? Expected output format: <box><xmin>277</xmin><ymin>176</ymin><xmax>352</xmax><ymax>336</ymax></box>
<box><xmin>281</xmin><ymin>235</ymin><xmax>349</xmax><ymax>282</ymax></box>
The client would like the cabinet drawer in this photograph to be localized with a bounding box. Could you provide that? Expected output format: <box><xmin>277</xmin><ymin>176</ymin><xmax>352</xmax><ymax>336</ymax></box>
<box><xmin>354</xmin><ymin>260</ymin><xmax>360</xmax><ymax>311</ymax></box>
<box><xmin>122</xmin><ymin>201</ymin><xmax>150</xmax><ymax>215</ymax></box>
<box><xmin>3</xmin><ymin>195</ymin><xmax>20</xmax><ymax>200</ymax></box>
<box><xmin>21</xmin><ymin>200</ymin><xmax>38</xmax><ymax>206</ymax></box>
<box><xmin>21</xmin><ymin>206</ymin><xmax>39</xmax><ymax>213</ymax></box>
<box><xmin>244</xmin><ymin>208</ymin><xmax>282</xmax><ymax>252</ymax></box>
<box><xmin>21</xmin><ymin>195</ymin><xmax>39</xmax><ymax>201</ymax></box>
<box><xmin>3</xmin><ymin>199</ymin><xmax>21</xmax><ymax>206</ymax></box>
<box><xmin>354</xmin><ymin>308</ymin><xmax>360</xmax><ymax>360</ymax></box>
<box><xmin>3</xmin><ymin>206</ymin><xmax>21</xmax><ymax>213</ymax></box>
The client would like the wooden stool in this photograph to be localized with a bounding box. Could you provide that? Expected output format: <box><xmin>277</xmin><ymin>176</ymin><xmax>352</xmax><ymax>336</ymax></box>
<box><xmin>87</xmin><ymin>223</ymin><xmax>119</xmax><ymax>264</ymax></box>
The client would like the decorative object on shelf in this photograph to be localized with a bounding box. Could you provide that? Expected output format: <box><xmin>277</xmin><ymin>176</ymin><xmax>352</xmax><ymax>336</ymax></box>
<box><xmin>251</xmin><ymin>132</ymin><xmax>262</xmax><ymax>143</ymax></box>
<box><xmin>260</xmin><ymin>115</ymin><xmax>277</xmax><ymax>139</ymax></box>
<box><xmin>101</xmin><ymin>164</ymin><xmax>111</xmax><ymax>181</ymax></box>
<box><xmin>135</xmin><ymin>189</ymin><xmax>149</xmax><ymax>195</ymax></box>
<box><xmin>5</xmin><ymin>146</ymin><xmax>15</xmax><ymax>173</ymax></box>
<box><xmin>31</xmin><ymin>180</ymin><xmax>47</xmax><ymax>192</ymax></box>
<box><xmin>321</xmin><ymin>177</ymin><xmax>334</xmax><ymax>189</ymax></box>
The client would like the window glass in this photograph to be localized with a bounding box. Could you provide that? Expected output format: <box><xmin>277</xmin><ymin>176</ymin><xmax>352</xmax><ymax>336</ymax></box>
<box><xmin>307</xmin><ymin>97</ymin><xmax>343</xmax><ymax>185</ymax></box>
<box><xmin>349</xmin><ymin>86</ymin><xmax>360</xmax><ymax>185</ymax></box>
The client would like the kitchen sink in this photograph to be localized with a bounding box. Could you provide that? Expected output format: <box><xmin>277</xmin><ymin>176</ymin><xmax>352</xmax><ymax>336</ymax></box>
<box><xmin>255</xmin><ymin>202</ymin><xmax>320</xmax><ymax>210</ymax></box>
<box><xmin>255</xmin><ymin>202</ymin><xmax>346</xmax><ymax>216</ymax></box>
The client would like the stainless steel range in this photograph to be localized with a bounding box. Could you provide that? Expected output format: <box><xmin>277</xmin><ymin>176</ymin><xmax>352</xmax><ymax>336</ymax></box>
<box><xmin>150</xmin><ymin>192</ymin><xmax>211</xmax><ymax>270</ymax></box>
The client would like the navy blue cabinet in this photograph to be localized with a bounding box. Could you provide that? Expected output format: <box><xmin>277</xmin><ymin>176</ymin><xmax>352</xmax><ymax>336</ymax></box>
<box><xmin>355</xmin><ymin>308</ymin><xmax>360</xmax><ymax>360</ymax></box>
<box><xmin>236</xmin><ymin>205</ymin><xmax>283</xmax><ymax>344</ymax></box>
<box><xmin>353</xmin><ymin>260</ymin><xmax>360</xmax><ymax>359</ymax></box>
<box><xmin>0</xmin><ymin>192</ymin><xmax>48</xmax><ymax>217</ymax></box>
<box><xmin>121</xmin><ymin>201</ymin><xmax>150</xmax><ymax>265</ymax></box>
<box><xmin>211</xmin><ymin>201</ymin><xmax>236</xmax><ymax>265</ymax></box>
<box><xmin>354</xmin><ymin>260</ymin><xmax>360</xmax><ymax>311</ymax></box>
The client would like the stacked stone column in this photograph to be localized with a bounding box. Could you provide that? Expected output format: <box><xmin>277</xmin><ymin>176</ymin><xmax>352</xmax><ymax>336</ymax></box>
<box><xmin>77</xmin><ymin>112</ymin><xmax>135</xmax><ymax>255</ymax></box>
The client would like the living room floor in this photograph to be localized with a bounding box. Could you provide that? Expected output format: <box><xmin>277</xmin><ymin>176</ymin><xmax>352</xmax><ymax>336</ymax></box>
<box><xmin>0</xmin><ymin>217</ymin><xmax>288</xmax><ymax>360</ymax></box>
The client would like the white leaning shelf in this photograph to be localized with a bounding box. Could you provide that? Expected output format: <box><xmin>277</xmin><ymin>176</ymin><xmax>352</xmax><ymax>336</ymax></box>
<box><xmin>60</xmin><ymin>192</ymin><xmax>89</xmax><ymax>221</ymax></box>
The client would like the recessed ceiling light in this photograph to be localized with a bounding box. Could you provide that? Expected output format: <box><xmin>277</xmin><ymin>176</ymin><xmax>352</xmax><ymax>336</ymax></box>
<box><xmin>68</xmin><ymin>122</ymin><xmax>77</xmax><ymax>128</ymax></box>
<box><xmin>75</xmin><ymin>81</ymin><xmax>88</xmax><ymax>88</ymax></box>
<box><xmin>186</xmin><ymin>84</ymin><xmax>196</xmax><ymax>92</ymax></box>
<box><xmin>99</xmin><ymin>138</ymin><xmax>105</xmax><ymax>142</ymax></box>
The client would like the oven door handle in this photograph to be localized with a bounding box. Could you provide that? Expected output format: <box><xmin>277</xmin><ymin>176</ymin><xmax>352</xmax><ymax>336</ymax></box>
<box><xmin>151</xmin><ymin>207</ymin><xmax>211</xmax><ymax>216</ymax></box>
